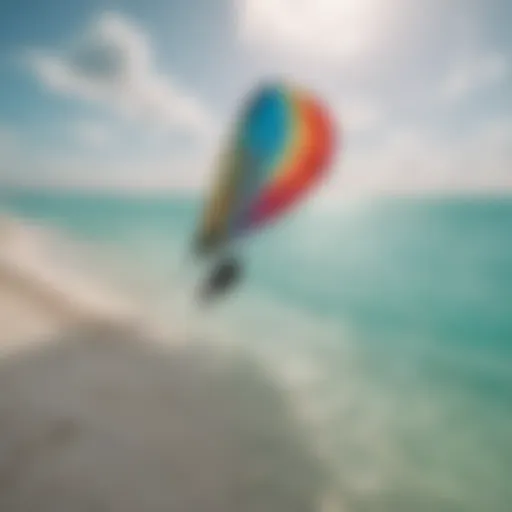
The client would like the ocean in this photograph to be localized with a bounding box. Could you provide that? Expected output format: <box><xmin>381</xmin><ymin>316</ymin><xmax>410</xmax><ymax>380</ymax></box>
<box><xmin>1</xmin><ymin>190</ymin><xmax>511</xmax><ymax>512</ymax></box>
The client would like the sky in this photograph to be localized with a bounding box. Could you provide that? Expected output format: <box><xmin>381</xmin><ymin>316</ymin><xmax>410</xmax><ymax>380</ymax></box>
<box><xmin>0</xmin><ymin>0</ymin><xmax>511</xmax><ymax>196</ymax></box>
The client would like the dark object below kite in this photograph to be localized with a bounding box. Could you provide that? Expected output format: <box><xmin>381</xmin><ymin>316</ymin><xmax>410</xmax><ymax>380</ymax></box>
<box><xmin>199</xmin><ymin>257</ymin><xmax>242</xmax><ymax>303</ymax></box>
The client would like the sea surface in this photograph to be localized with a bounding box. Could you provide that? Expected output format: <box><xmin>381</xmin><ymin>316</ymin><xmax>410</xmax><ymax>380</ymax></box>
<box><xmin>1</xmin><ymin>190</ymin><xmax>511</xmax><ymax>512</ymax></box>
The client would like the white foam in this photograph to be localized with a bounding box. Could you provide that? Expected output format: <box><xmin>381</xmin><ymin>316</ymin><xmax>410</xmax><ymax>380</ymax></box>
<box><xmin>0</xmin><ymin>213</ymin><xmax>145</xmax><ymax>349</ymax></box>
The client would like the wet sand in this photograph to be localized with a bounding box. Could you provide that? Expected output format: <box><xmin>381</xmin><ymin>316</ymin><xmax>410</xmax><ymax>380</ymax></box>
<box><xmin>0</xmin><ymin>322</ymin><xmax>334</xmax><ymax>511</ymax></box>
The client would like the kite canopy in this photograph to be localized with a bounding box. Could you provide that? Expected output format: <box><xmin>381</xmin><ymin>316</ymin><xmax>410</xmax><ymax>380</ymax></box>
<box><xmin>195</xmin><ymin>82</ymin><xmax>337</xmax><ymax>256</ymax></box>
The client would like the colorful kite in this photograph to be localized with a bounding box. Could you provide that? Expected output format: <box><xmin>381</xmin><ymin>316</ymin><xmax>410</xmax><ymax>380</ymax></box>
<box><xmin>195</xmin><ymin>82</ymin><xmax>338</xmax><ymax>300</ymax></box>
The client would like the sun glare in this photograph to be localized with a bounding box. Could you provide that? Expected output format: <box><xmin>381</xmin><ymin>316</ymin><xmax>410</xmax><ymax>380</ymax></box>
<box><xmin>240</xmin><ymin>0</ymin><xmax>396</xmax><ymax>62</ymax></box>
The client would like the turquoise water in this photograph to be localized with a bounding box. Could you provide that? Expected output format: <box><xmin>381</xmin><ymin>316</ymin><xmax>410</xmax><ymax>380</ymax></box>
<box><xmin>2</xmin><ymin>190</ymin><xmax>512</xmax><ymax>511</ymax></box>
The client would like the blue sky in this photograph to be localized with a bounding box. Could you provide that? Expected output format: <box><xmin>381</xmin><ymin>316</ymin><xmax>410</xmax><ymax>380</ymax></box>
<box><xmin>0</xmin><ymin>0</ymin><xmax>511</xmax><ymax>195</ymax></box>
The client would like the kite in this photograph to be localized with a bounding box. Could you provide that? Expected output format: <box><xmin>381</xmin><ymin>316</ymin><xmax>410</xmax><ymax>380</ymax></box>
<box><xmin>194</xmin><ymin>82</ymin><xmax>338</xmax><ymax>300</ymax></box>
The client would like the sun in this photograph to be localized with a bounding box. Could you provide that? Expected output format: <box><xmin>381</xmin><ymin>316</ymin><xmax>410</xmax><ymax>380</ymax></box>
<box><xmin>239</xmin><ymin>0</ymin><xmax>395</xmax><ymax>62</ymax></box>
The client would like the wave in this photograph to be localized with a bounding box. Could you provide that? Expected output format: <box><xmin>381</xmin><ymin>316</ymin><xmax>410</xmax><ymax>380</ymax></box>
<box><xmin>0</xmin><ymin>210</ymin><xmax>239</xmax><ymax>354</ymax></box>
<box><xmin>0</xmin><ymin>213</ymin><xmax>147</xmax><ymax>348</ymax></box>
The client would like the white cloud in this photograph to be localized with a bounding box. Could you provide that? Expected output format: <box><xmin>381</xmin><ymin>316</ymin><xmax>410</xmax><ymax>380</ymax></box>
<box><xmin>1</xmin><ymin>148</ymin><xmax>209</xmax><ymax>192</ymax></box>
<box><xmin>316</xmin><ymin>119</ymin><xmax>512</xmax><ymax>201</ymax></box>
<box><xmin>74</xmin><ymin>121</ymin><xmax>114</xmax><ymax>148</ymax></box>
<box><xmin>28</xmin><ymin>12</ymin><xmax>212</xmax><ymax>134</ymax></box>
<box><xmin>3</xmin><ymin>117</ymin><xmax>512</xmax><ymax>195</ymax></box>
<box><xmin>236</xmin><ymin>0</ymin><xmax>406</xmax><ymax>64</ymax></box>
<box><xmin>337</xmin><ymin>98</ymin><xmax>384</xmax><ymax>134</ymax></box>
<box><xmin>440</xmin><ymin>51</ymin><xmax>509</xmax><ymax>102</ymax></box>
<box><xmin>36</xmin><ymin>154</ymin><xmax>205</xmax><ymax>191</ymax></box>
<box><xmin>0</xmin><ymin>121</ymin><xmax>220</xmax><ymax>192</ymax></box>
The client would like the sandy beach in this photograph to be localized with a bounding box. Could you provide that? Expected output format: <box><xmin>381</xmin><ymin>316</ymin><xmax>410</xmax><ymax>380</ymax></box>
<box><xmin>0</xmin><ymin>214</ymin><xmax>143</xmax><ymax>347</ymax></box>
<box><xmin>0</xmin><ymin>213</ymin><xmax>335</xmax><ymax>512</ymax></box>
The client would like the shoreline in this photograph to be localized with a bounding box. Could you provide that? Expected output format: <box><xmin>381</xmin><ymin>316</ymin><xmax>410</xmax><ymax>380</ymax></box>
<box><xmin>0</xmin><ymin>213</ymin><xmax>141</xmax><ymax>350</ymax></box>
<box><xmin>0</xmin><ymin>213</ymin><xmax>334</xmax><ymax>512</ymax></box>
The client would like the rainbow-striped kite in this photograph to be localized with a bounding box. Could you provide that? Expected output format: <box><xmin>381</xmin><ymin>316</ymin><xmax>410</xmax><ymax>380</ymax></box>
<box><xmin>194</xmin><ymin>82</ymin><xmax>338</xmax><ymax>299</ymax></box>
